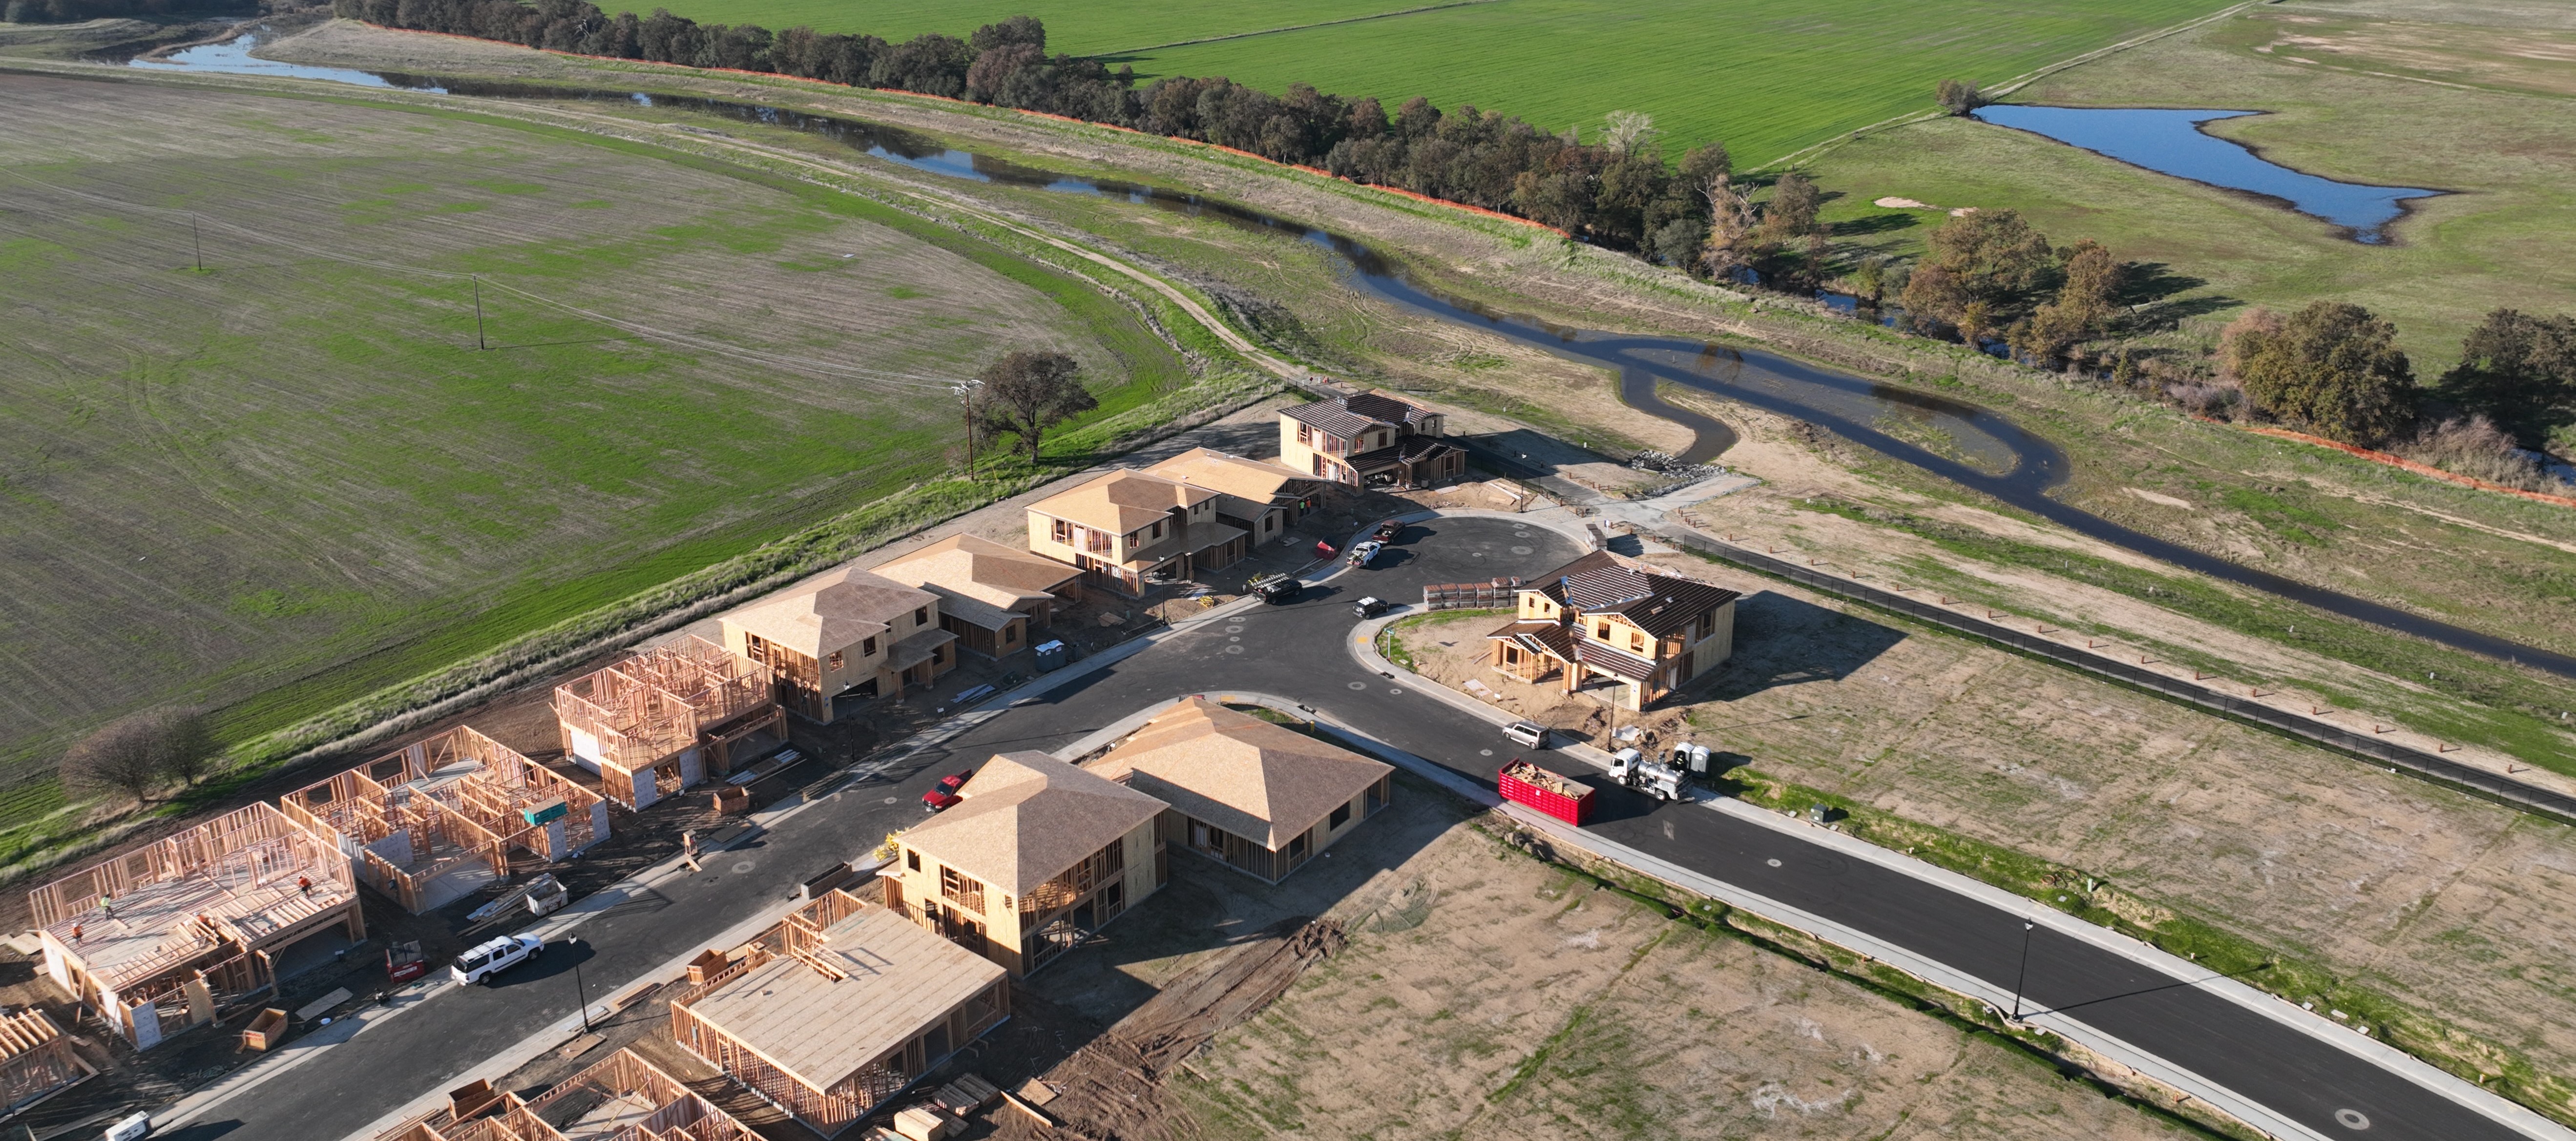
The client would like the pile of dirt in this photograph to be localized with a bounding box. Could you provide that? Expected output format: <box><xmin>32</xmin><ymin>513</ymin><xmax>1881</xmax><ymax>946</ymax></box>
<box><xmin>1001</xmin><ymin>918</ymin><xmax>1346</xmax><ymax>1141</ymax></box>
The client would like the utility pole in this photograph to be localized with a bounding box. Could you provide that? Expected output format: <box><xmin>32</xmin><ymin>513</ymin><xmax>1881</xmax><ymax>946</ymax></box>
<box><xmin>570</xmin><ymin>937</ymin><xmax>590</xmax><ymax>1033</ymax></box>
<box><xmin>190</xmin><ymin>213</ymin><xmax>202</xmax><ymax>272</ymax></box>
<box><xmin>473</xmin><ymin>276</ymin><xmax>486</xmax><ymax>351</ymax></box>
<box><xmin>2010</xmin><ymin>920</ymin><xmax>2036</xmax><ymax>1020</ymax></box>
<box><xmin>953</xmin><ymin>379</ymin><xmax>983</xmax><ymax>478</ymax></box>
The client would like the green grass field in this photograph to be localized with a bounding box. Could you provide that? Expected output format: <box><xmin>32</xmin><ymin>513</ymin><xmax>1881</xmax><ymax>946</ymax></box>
<box><xmin>648</xmin><ymin>0</ymin><xmax>2235</xmax><ymax>164</ymax></box>
<box><xmin>1802</xmin><ymin>0</ymin><xmax>2576</xmax><ymax>381</ymax></box>
<box><xmin>0</xmin><ymin>73</ymin><xmax>1187</xmax><ymax>821</ymax></box>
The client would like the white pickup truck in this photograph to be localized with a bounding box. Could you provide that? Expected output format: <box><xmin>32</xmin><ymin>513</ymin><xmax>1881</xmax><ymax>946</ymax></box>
<box><xmin>452</xmin><ymin>934</ymin><xmax>545</xmax><ymax>986</ymax></box>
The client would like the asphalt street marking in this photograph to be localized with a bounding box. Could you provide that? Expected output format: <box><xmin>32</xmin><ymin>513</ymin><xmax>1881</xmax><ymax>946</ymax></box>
<box><xmin>1348</xmin><ymin>681</ymin><xmax>1368</xmax><ymax>690</ymax></box>
<box><xmin>1767</xmin><ymin>858</ymin><xmax>1783</xmax><ymax>867</ymax></box>
<box><xmin>1225</xmin><ymin>645</ymin><xmax>1244</xmax><ymax>654</ymax></box>
<box><xmin>1229</xmin><ymin>636</ymin><xmax>1240</xmax><ymax>642</ymax></box>
<box><xmin>1226</xmin><ymin>625</ymin><xmax>1243</xmax><ymax>633</ymax></box>
<box><xmin>2335</xmin><ymin>1109</ymin><xmax>2370</xmax><ymax>1130</ymax></box>
<box><xmin>1388</xmin><ymin>688</ymin><xmax>1403</xmax><ymax>695</ymax></box>
<box><xmin>1480</xmin><ymin>749</ymin><xmax>1493</xmax><ymax>756</ymax></box>
<box><xmin>1511</xmin><ymin>545</ymin><xmax>1533</xmax><ymax>555</ymax></box>
<box><xmin>882</xmin><ymin>797</ymin><xmax>899</xmax><ymax>804</ymax></box>
<box><xmin>731</xmin><ymin>861</ymin><xmax>754</xmax><ymax>874</ymax></box>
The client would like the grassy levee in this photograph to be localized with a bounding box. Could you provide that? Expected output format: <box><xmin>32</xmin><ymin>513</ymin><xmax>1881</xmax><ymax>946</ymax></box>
<box><xmin>1802</xmin><ymin>0</ymin><xmax>2576</xmax><ymax>383</ymax></box>
<box><xmin>0</xmin><ymin>67</ymin><xmax>1282</xmax><ymax>873</ymax></box>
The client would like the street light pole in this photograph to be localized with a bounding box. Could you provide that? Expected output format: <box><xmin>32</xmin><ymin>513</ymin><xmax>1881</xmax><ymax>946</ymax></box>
<box><xmin>953</xmin><ymin>379</ymin><xmax>983</xmax><ymax>479</ymax></box>
<box><xmin>2010</xmin><ymin>920</ymin><xmax>2036</xmax><ymax>1020</ymax></box>
<box><xmin>570</xmin><ymin>937</ymin><xmax>590</xmax><ymax>1033</ymax></box>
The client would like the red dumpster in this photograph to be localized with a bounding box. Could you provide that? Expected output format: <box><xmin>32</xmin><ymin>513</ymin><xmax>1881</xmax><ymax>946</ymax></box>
<box><xmin>1499</xmin><ymin>759</ymin><xmax>1592</xmax><ymax>825</ymax></box>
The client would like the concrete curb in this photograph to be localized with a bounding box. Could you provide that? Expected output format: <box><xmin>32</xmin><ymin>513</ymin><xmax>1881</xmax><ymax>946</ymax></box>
<box><xmin>1343</xmin><ymin>550</ymin><xmax>2569</xmax><ymax>1141</ymax></box>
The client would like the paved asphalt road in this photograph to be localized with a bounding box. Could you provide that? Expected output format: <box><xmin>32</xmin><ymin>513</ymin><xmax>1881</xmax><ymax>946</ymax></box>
<box><xmin>185</xmin><ymin>518</ymin><xmax>2505</xmax><ymax>1141</ymax></box>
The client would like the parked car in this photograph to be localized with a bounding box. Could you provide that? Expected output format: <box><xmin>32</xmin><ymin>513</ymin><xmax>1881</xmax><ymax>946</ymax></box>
<box><xmin>451</xmin><ymin>934</ymin><xmax>545</xmax><ymax>986</ymax></box>
<box><xmin>1251</xmin><ymin>574</ymin><xmax>1302</xmax><ymax>604</ymax></box>
<box><xmin>1353</xmin><ymin>596</ymin><xmax>1391</xmax><ymax>618</ymax></box>
<box><xmin>1346</xmin><ymin>539</ymin><xmax>1385</xmax><ymax>567</ymax></box>
<box><xmin>1502</xmin><ymin>721</ymin><xmax>1548</xmax><ymax>748</ymax></box>
<box><xmin>922</xmin><ymin>769</ymin><xmax>974</xmax><ymax>812</ymax></box>
<box><xmin>1372</xmin><ymin>519</ymin><xmax>1405</xmax><ymax>542</ymax></box>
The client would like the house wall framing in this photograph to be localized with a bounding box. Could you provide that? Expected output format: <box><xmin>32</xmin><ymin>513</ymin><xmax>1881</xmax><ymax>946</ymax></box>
<box><xmin>28</xmin><ymin>803</ymin><xmax>361</xmax><ymax>1049</ymax></box>
<box><xmin>375</xmin><ymin>1046</ymin><xmax>758</xmax><ymax>1141</ymax></box>
<box><xmin>279</xmin><ymin>726</ymin><xmax>609</xmax><ymax>913</ymax></box>
<box><xmin>553</xmin><ymin>636</ymin><xmax>780</xmax><ymax>809</ymax></box>
<box><xmin>0</xmin><ymin>1009</ymin><xmax>92</xmax><ymax>1116</ymax></box>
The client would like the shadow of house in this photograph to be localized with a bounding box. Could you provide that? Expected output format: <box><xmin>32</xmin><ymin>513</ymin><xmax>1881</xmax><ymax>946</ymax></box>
<box><xmin>1696</xmin><ymin>590</ymin><xmax>1909</xmax><ymax>702</ymax></box>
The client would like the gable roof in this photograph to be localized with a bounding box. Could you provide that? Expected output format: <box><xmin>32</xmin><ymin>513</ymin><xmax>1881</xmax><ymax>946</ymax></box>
<box><xmin>1526</xmin><ymin>550</ymin><xmax>1630</xmax><ymax>602</ymax></box>
<box><xmin>901</xmin><ymin>751</ymin><xmax>1166</xmax><ymax>895</ymax></box>
<box><xmin>1281</xmin><ymin>391</ymin><xmax>1437</xmax><ymax>439</ymax></box>
<box><xmin>1090</xmin><ymin>699</ymin><xmax>1392</xmax><ymax>850</ymax></box>
<box><xmin>1561</xmin><ymin>566</ymin><xmax>1740</xmax><ymax>638</ymax></box>
<box><xmin>722</xmin><ymin>569</ymin><xmax>934</xmax><ymax>659</ymax></box>
<box><xmin>1028</xmin><ymin>469</ymin><xmax>1216</xmax><ymax>535</ymax></box>
<box><xmin>680</xmin><ymin>903</ymin><xmax>1004</xmax><ymax>1092</ymax></box>
<box><xmin>874</xmin><ymin>534</ymin><xmax>1079</xmax><ymax>611</ymax></box>
<box><xmin>1143</xmin><ymin>447</ymin><xmax>1316</xmax><ymax>506</ymax></box>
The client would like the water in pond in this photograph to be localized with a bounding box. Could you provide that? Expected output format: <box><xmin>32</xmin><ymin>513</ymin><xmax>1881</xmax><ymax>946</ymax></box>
<box><xmin>97</xmin><ymin>50</ymin><xmax>2576</xmax><ymax>677</ymax></box>
<box><xmin>125</xmin><ymin>32</ymin><xmax>448</xmax><ymax>91</ymax></box>
<box><xmin>1971</xmin><ymin>105</ymin><xmax>2435</xmax><ymax>243</ymax></box>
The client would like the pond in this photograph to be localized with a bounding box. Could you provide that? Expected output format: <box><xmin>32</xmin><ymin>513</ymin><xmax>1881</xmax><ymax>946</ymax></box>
<box><xmin>1971</xmin><ymin>105</ymin><xmax>2436</xmax><ymax>244</ymax></box>
<box><xmin>125</xmin><ymin>31</ymin><xmax>449</xmax><ymax>92</ymax></box>
<box><xmin>89</xmin><ymin>44</ymin><xmax>2576</xmax><ymax>677</ymax></box>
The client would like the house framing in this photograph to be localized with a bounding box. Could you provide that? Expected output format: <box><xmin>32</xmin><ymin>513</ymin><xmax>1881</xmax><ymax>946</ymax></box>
<box><xmin>28</xmin><ymin>803</ymin><xmax>362</xmax><ymax>1049</ymax></box>
<box><xmin>0</xmin><ymin>1009</ymin><xmax>92</xmax><ymax>1116</ymax></box>
<box><xmin>374</xmin><ymin>1046</ymin><xmax>758</xmax><ymax>1141</ymax></box>
<box><xmin>668</xmin><ymin>888</ymin><xmax>1009</xmax><ymax>1136</ymax></box>
<box><xmin>280</xmin><ymin>726</ymin><xmax>610</xmax><ymax>913</ymax></box>
<box><xmin>553</xmin><ymin>635</ymin><xmax>783</xmax><ymax>809</ymax></box>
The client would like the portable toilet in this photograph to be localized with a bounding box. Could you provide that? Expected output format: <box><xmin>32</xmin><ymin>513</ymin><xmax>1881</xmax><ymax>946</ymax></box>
<box><xmin>1034</xmin><ymin>640</ymin><xmax>1070</xmax><ymax>673</ymax></box>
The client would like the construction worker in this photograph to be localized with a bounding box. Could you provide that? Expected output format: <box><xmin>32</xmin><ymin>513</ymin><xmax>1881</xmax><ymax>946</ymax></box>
<box><xmin>297</xmin><ymin>875</ymin><xmax>312</xmax><ymax>896</ymax></box>
<box><xmin>69</xmin><ymin>924</ymin><xmax>81</xmax><ymax>945</ymax></box>
<box><xmin>680</xmin><ymin>830</ymin><xmax>702</xmax><ymax>872</ymax></box>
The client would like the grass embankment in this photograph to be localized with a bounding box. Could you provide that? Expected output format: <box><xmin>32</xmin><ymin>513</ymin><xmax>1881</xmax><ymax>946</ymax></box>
<box><xmin>1802</xmin><ymin>0</ymin><xmax>2576</xmax><ymax>378</ymax></box>
<box><xmin>648</xmin><ymin>0</ymin><xmax>2233</xmax><ymax>162</ymax></box>
<box><xmin>1720</xmin><ymin>769</ymin><xmax>2576</xmax><ymax>1119</ymax></box>
<box><xmin>0</xmin><ymin>73</ymin><xmax>1248</xmax><ymax>867</ymax></box>
<box><xmin>1379</xmin><ymin>607</ymin><xmax>1505</xmax><ymax>673</ymax></box>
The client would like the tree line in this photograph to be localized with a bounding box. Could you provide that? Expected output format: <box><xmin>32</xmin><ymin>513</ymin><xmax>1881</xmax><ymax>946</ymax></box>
<box><xmin>329</xmin><ymin>2</ymin><xmax>1734</xmax><ymax>256</ymax></box>
<box><xmin>4</xmin><ymin>0</ymin><xmax>250</xmax><ymax>22</ymax></box>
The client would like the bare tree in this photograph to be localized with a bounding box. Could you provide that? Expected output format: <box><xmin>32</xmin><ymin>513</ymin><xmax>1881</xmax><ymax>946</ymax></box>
<box><xmin>976</xmin><ymin>350</ymin><xmax>1097</xmax><ymax>461</ymax></box>
<box><xmin>152</xmin><ymin>707</ymin><xmax>217</xmax><ymax>787</ymax></box>
<box><xmin>61</xmin><ymin>710</ymin><xmax>185</xmax><ymax>804</ymax></box>
<box><xmin>1697</xmin><ymin>174</ymin><xmax>1760</xmax><ymax>281</ymax></box>
<box><xmin>1602</xmin><ymin>110</ymin><xmax>1658</xmax><ymax>156</ymax></box>
<box><xmin>1936</xmin><ymin>79</ymin><xmax>1987</xmax><ymax>116</ymax></box>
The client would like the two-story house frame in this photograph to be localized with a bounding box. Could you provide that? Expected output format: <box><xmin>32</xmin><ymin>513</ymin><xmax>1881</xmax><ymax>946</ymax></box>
<box><xmin>1142</xmin><ymin>447</ymin><xmax>1325</xmax><ymax>541</ymax></box>
<box><xmin>1487</xmin><ymin>552</ymin><xmax>1740</xmax><ymax>710</ymax></box>
<box><xmin>720</xmin><ymin>569</ymin><xmax>958</xmax><ymax>723</ymax></box>
<box><xmin>1025</xmin><ymin>469</ymin><xmax>1248</xmax><ymax>596</ymax></box>
<box><xmin>1277</xmin><ymin>392</ymin><xmax>1466</xmax><ymax>489</ymax></box>
<box><xmin>884</xmin><ymin>751</ymin><xmax>1169</xmax><ymax>977</ymax></box>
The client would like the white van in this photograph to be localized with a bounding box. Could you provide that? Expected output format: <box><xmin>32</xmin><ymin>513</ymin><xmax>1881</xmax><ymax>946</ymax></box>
<box><xmin>1501</xmin><ymin>721</ymin><xmax>1548</xmax><ymax>748</ymax></box>
<box><xmin>451</xmin><ymin>934</ymin><xmax>545</xmax><ymax>986</ymax></box>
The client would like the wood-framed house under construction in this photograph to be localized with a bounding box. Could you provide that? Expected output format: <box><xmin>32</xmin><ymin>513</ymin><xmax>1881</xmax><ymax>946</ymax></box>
<box><xmin>553</xmin><ymin>635</ymin><xmax>784</xmax><ymax>809</ymax></box>
<box><xmin>1277</xmin><ymin>392</ymin><xmax>1466</xmax><ymax>489</ymax></box>
<box><xmin>1487</xmin><ymin>552</ymin><xmax>1740</xmax><ymax>711</ymax></box>
<box><xmin>1142</xmin><ymin>447</ymin><xmax>1325</xmax><ymax>541</ymax></box>
<box><xmin>374</xmin><ymin>1046</ymin><xmax>758</xmax><ymax>1141</ymax></box>
<box><xmin>280</xmin><ymin>726</ymin><xmax>609</xmax><ymax>913</ymax></box>
<box><xmin>29</xmin><ymin>803</ymin><xmax>362</xmax><ymax>1049</ymax></box>
<box><xmin>0</xmin><ymin>1009</ymin><xmax>91</xmax><ymax>1117</ymax></box>
<box><xmin>1025</xmin><ymin>469</ymin><xmax>1247</xmax><ymax>597</ymax></box>
<box><xmin>886</xmin><ymin>751</ymin><xmax>1168</xmax><ymax>977</ymax></box>
<box><xmin>1090</xmin><ymin>698</ymin><xmax>1394</xmax><ymax>884</ymax></box>
<box><xmin>870</xmin><ymin>534</ymin><xmax>1083</xmax><ymax>661</ymax></box>
<box><xmin>668</xmin><ymin>889</ymin><xmax>1009</xmax><ymax>1137</ymax></box>
<box><xmin>719</xmin><ymin>569</ymin><xmax>958</xmax><ymax>723</ymax></box>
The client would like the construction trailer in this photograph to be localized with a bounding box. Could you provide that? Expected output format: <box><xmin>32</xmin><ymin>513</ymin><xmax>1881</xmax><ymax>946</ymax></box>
<box><xmin>374</xmin><ymin>1045</ymin><xmax>759</xmax><ymax>1141</ymax></box>
<box><xmin>279</xmin><ymin>726</ymin><xmax>610</xmax><ymax>913</ymax></box>
<box><xmin>669</xmin><ymin>888</ymin><xmax>1010</xmax><ymax>1137</ymax></box>
<box><xmin>552</xmin><ymin>635</ymin><xmax>784</xmax><ymax>809</ymax></box>
<box><xmin>28</xmin><ymin>803</ymin><xmax>363</xmax><ymax>1049</ymax></box>
<box><xmin>0</xmin><ymin>1009</ymin><xmax>92</xmax><ymax>1115</ymax></box>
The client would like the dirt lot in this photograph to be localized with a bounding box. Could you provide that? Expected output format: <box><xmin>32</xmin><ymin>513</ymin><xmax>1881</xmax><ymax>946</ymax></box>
<box><xmin>1398</xmin><ymin>537</ymin><xmax>2576</xmax><ymax>1120</ymax></box>
<box><xmin>1154</xmin><ymin>791</ymin><xmax>2200</xmax><ymax>1141</ymax></box>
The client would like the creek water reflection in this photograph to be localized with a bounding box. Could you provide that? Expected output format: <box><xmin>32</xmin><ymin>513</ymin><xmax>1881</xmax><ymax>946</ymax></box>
<box><xmin>1971</xmin><ymin>105</ymin><xmax>2436</xmax><ymax>243</ymax></box>
<box><xmin>103</xmin><ymin>47</ymin><xmax>2576</xmax><ymax>675</ymax></box>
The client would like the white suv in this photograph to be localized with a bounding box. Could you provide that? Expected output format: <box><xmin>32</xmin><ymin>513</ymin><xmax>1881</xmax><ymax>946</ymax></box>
<box><xmin>452</xmin><ymin>934</ymin><xmax>545</xmax><ymax>986</ymax></box>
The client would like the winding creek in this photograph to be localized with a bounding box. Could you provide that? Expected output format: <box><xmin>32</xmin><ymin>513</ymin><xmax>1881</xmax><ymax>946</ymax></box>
<box><xmin>107</xmin><ymin>40</ymin><xmax>2576</xmax><ymax>678</ymax></box>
